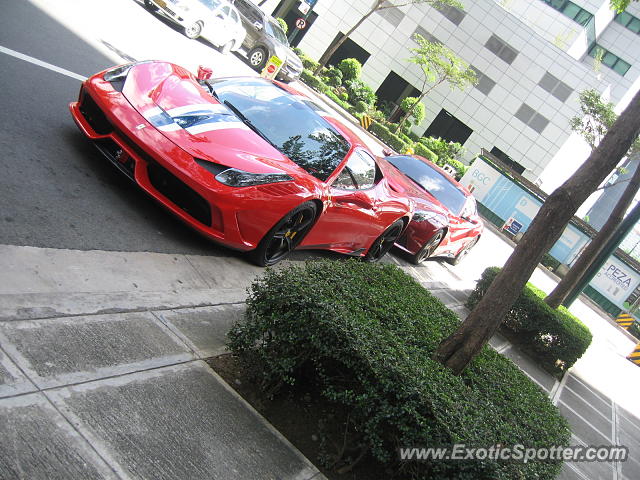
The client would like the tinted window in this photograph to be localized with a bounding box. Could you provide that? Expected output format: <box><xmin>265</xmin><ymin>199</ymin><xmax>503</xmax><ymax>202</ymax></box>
<box><xmin>332</xmin><ymin>150</ymin><xmax>376</xmax><ymax>190</ymax></box>
<box><xmin>212</xmin><ymin>79</ymin><xmax>350</xmax><ymax>182</ymax></box>
<box><xmin>332</xmin><ymin>168</ymin><xmax>357</xmax><ymax>190</ymax></box>
<box><xmin>387</xmin><ymin>155</ymin><xmax>467</xmax><ymax>215</ymax></box>
<box><xmin>235</xmin><ymin>0</ymin><xmax>262</xmax><ymax>23</ymax></box>
<box><xmin>266</xmin><ymin>19</ymin><xmax>288</xmax><ymax>44</ymax></box>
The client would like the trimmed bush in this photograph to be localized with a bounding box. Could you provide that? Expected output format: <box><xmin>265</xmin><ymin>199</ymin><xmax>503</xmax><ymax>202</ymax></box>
<box><xmin>300</xmin><ymin>69</ymin><xmax>329</xmax><ymax>93</ymax></box>
<box><xmin>337</xmin><ymin>57</ymin><xmax>362</xmax><ymax>81</ymax></box>
<box><xmin>369</xmin><ymin>120</ymin><xmax>408</xmax><ymax>153</ymax></box>
<box><xmin>294</xmin><ymin>48</ymin><xmax>320</xmax><ymax>71</ymax></box>
<box><xmin>322</xmin><ymin>66</ymin><xmax>343</xmax><ymax>87</ymax></box>
<box><xmin>324</xmin><ymin>90</ymin><xmax>352</xmax><ymax>111</ymax></box>
<box><xmin>446</xmin><ymin>158</ymin><xmax>467</xmax><ymax>179</ymax></box>
<box><xmin>400</xmin><ymin>97</ymin><xmax>426</xmax><ymax>126</ymax></box>
<box><xmin>419</xmin><ymin>137</ymin><xmax>466</xmax><ymax>164</ymax></box>
<box><xmin>354</xmin><ymin>100</ymin><xmax>369</xmax><ymax>113</ymax></box>
<box><xmin>276</xmin><ymin>17</ymin><xmax>288</xmax><ymax>34</ymax></box>
<box><xmin>414</xmin><ymin>142</ymin><xmax>439</xmax><ymax>163</ymax></box>
<box><xmin>229</xmin><ymin>260</ymin><xmax>570</xmax><ymax>480</ymax></box>
<box><xmin>345</xmin><ymin>79</ymin><xmax>377</xmax><ymax>106</ymax></box>
<box><xmin>541</xmin><ymin>253</ymin><xmax>561</xmax><ymax>271</ymax></box>
<box><xmin>467</xmin><ymin>267</ymin><xmax>592</xmax><ymax>376</ymax></box>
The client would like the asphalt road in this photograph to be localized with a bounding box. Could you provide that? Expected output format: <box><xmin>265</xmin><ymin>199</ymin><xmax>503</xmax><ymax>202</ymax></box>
<box><xmin>0</xmin><ymin>0</ymin><xmax>252</xmax><ymax>256</ymax></box>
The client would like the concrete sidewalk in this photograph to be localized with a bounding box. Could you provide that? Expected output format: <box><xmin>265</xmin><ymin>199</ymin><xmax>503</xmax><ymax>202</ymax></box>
<box><xmin>1</xmin><ymin>243</ymin><xmax>639</xmax><ymax>479</ymax></box>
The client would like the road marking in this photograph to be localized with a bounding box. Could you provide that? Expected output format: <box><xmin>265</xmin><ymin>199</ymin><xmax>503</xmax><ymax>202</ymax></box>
<box><xmin>0</xmin><ymin>45</ymin><xmax>86</xmax><ymax>81</ymax></box>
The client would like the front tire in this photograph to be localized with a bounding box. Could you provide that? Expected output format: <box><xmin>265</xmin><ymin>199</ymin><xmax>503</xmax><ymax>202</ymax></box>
<box><xmin>449</xmin><ymin>237</ymin><xmax>478</xmax><ymax>266</ymax></box>
<box><xmin>364</xmin><ymin>219</ymin><xmax>404</xmax><ymax>263</ymax></box>
<box><xmin>411</xmin><ymin>229</ymin><xmax>444</xmax><ymax>265</ymax></box>
<box><xmin>251</xmin><ymin>202</ymin><xmax>317</xmax><ymax>267</ymax></box>
<box><xmin>247</xmin><ymin>47</ymin><xmax>267</xmax><ymax>71</ymax></box>
<box><xmin>184</xmin><ymin>21</ymin><xmax>203</xmax><ymax>39</ymax></box>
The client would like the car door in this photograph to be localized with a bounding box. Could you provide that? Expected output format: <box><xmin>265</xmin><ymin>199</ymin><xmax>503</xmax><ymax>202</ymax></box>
<box><xmin>234</xmin><ymin>0</ymin><xmax>262</xmax><ymax>49</ymax></box>
<box><xmin>301</xmin><ymin>150</ymin><xmax>389</xmax><ymax>254</ymax></box>
<box><xmin>447</xmin><ymin>196</ymin><xmax>480</xmax><ymax>254</ymax></box>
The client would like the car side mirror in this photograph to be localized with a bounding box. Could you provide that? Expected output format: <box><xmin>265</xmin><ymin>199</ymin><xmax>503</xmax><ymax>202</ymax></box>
<box><xmin>333</xmin><ymin>191</ymin><xmax>374</xmax><ymax>209</ymax></box>
<box><xmin>253</xmin><ymin>21</ymin><xmax>263</xmax><ymax>30</ymax></box>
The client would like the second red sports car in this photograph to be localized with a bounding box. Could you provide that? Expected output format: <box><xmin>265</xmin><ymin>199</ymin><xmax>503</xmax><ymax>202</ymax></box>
<box><xmin>69</xmin><ymin>61</ymin><xmax>413</xmax><ymax>265</ymax></box>
<box><xmin>386</xmin><ymin>155</ymin><xmax>483</xmax><ymax>265</ymax></box>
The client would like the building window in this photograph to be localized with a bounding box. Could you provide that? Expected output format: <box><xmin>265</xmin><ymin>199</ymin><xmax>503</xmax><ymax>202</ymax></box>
<box><xmin>376</xmin><ymin>1</ymin><xmax>405</xmax><ymax>28</ymax></box>
<box><xmin>515</xmin><ymin>103</ymin><xmax>549</xmax><ymax>133</ymax></box>
<box><xmin>324</xmin><ymin>33</ymin><xmax>371</xmax><ymax>68</ymax></box>
<box><xmin>615</xmin><ymin>11</ymin><xmax>640</xmax><ymax>35</ymax></box>
<box><xmin>434</xmin><ymin>4</ymin><xmax>466</xmax><ymax>25</ymax></box>
<box><xmin>490</xmin><ymin>147</ymin><xmax>526</xmax><ymax>174</ymax></box>
<box><xmin>588</xmin><ymin>44</ymin><xmax>631</xmax><ymax>76</ymax></box>
<box><xmin>538</xmin><ymin>72</ymin><xmax>573</xmax><ymax>102</ymax></box>
<box><xmin>470</xmin><ymin>66</ymin><xmax>496</xmax><ymax>95</ymax></box>
<box><xmin>424</xmin><ymin>109</ymin><xmax>473</xmax><ymax>145</ymax></box>
<box><xmin>540</xmin><ymin>0</ymin><xmax>593</xmax><ymax>27</ymax></box>
<box><xmin>413</xmin><ymin>26</ymin><xmax>441</xmax><ymax>44</ymax></box>
<box><xmin>484</xmin><ymin>34</ymin><xmax>519</xmax><ymax>64</ymax></box>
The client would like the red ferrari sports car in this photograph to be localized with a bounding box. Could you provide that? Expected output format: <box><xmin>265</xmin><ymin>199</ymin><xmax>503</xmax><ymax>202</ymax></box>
<box><xmin>386</xmin><ymin>155</ymin><xmax>483</xmax><ymax>265</ymax></box>
<box><xmin>69</xmin><ymin>61</ymin><xmax>413</xmax><ymax>265</ymax></box>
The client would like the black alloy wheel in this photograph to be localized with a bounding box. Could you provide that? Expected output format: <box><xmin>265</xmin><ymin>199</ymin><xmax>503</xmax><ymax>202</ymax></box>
<box><xmin>364</xmin><ymin>219</ymin><xmax>404</xmax><ymax>262</ymax></box>
<box><xmin>412</xmin><ymin>229</ymin><xmax>444</xmax><ymax>265</ymax></box>
<box><xmin>252</xmin><ymin>202</ymin><xmax>317</xmax><ymax>266</ymax></box>
<box><xmin>449</xmin><ymin>237</ymin><xmax>478</xmax><ymax>266</ymax></box>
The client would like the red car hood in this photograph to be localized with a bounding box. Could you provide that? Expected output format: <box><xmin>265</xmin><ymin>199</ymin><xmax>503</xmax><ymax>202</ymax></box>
<box><xmin>122</xmin><ymin>62</ymin><xmax>297</xmax><ymax>175</ymax></box>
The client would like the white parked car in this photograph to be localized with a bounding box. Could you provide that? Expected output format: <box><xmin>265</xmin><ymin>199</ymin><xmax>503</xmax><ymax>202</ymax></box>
<box><xmin>145</xmin><ymin>0</ymin><xmax>246</xmax><ymax>53</ymax></box>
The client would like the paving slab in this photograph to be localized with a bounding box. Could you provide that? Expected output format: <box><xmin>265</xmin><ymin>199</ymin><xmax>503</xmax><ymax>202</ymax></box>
<box><xmin>0</xmin><ymin>311</ymin><xmax>193</xmax><ymax>388</ymax></box>
<box><xmin>48</xmin><ymin>362</ymin><xmax>322</xmax><ymax>480</ymax></box>
<box><xmin>0</xmin><ymin>347</ymin><xmax>37</xmax><ymax>398</ymax></box>
<box><xmin>559</xmin><ymin>388</ymin><xmax>612</xmax><ymax>438</ymax></box>
<box><xmin>154</xmin><ymin>304</ymin><xmax>246</xmax><ymax>358</ymax></box>
<box><xmin>0</xmin><ymin>392</ymin><xmax>117</xmax><ymax>479</ymax></box>
<box><xmin>501</xmin><ymin>346</ymin><xmax>557</xmax><ymax>392</ymax></box>
<box><xmin>558</xmin><ymin>403</ymin><xmax>612</xmax><ymax>445</ymax></box>
<box><xmin>564</xmin><ymin>375</ymin><xmax>613</xmax><ymax>415</ymax></box>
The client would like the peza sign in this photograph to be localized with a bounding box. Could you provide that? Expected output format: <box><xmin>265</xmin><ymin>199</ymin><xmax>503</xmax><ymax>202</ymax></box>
<box><xmin>590</xmin><ymin>258</ymin><xmax>640</xmax><ymax>308</ymax></box>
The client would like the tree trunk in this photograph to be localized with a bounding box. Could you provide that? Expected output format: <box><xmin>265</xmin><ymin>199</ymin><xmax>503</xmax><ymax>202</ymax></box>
<box><xmin>313</xmin><ymin>2</ymin><xmax>381</xmax><ymax>75</ymax></box>
<box><xmin>545</xmin><ymin>153</ymin><xmax>640</xmax><ymax>309</ymax></box>
<box><xmin>434</xmin><ymin>90</ymin><xmax>640</xmax><ymax>375</ymax></box>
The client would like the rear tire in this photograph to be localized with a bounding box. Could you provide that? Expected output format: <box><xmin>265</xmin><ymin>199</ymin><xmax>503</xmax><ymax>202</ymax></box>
<box><xmin>364</xmin><ymin>219</ymin><xmax>404</xmax><ymax>263</ymax></box>
<box><xmin>184</xmin><ymin>21</ymin><xmax>203</xmax><ymax>39</ymax></box>
<box><xmin>411</xmin><ymin>229</ymin><xmax>444</xmax><ymax>265</ymax></box>
<box><xmin>251</xmin><ymin>202</ymin><xmax>317</xmax><ymax>267</ymax></box>
<box><xmin>248</xmin><ymin>47</ymin><xmax>267</xmax><ymax>71</ymax></box>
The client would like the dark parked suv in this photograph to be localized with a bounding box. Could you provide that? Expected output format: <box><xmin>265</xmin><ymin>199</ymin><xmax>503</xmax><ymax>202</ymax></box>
<box><xmin>233</xmin><ymin>0</ymin><xmax>303</xmax><ymax>82</ymax></box>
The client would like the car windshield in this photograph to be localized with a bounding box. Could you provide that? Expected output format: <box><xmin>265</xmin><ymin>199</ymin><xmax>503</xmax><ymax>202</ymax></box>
<box><xmin>212</xmin><ymin>79</ymin><xmax>350</xmax><ymax>182</ymax></box>
<box><xmin>196</xmin><ymin>0</ymin><xmax>223</xmax><ymax>11</ymax></box>
<box><xmin>387</xmin><ymin>155</ymin><xmax>467</xmax><ymax>215</ymax></box>
<box><xmin>266</xmin><ymin>19</ymin><xmax>289</xmax><ymax>44</ymax></box>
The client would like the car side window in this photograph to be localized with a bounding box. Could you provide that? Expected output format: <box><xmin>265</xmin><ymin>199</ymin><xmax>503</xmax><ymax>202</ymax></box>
<box><xmin>221</xmin><ymin>5</ymin><xmax>231</xmax><ymax>17</ymax></box>
<box><xmin>235</xmin><ymin>0</ymin><xmax>261</xmax><ymax>24</ymax></box>
<box><xmin>332</xmin><ymin>150</ymin><xmax>377</xmax><ymax>190</ymax></box>
<box><xmin>230</xmin><ymin>8</ymin><xmax>240</xmax><ymax>24</ymax></box>
<box><xmin>332</xmin><ymin>168</ymin><xmax>357</xmax><ymax>190</ymax></box>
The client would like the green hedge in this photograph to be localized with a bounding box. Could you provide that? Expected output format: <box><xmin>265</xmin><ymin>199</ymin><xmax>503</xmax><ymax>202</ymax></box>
<box><xmin>294</xmin><ymin>48</ymin><xmax>319</xmax><ymax>71</ymax></box>
<box><xmin>541</xmin><ymin>253</ymin><xmax>561</xmax><ymax>271</ymax></box>
<box><xmin>369</xmin><ymin>120</ymin><xmax>409</xmax><ymax>153</ymax></box>
<box><xmin>229</xmin><ymin>260</ymin><xmax>570</xmax><ymax>480</ymax></box>
<box><xmin>413</xmin><ymin>142</ymin><xmax>439</xmax><ymax>163</ymax></box>
<box><xmin>300</xmin><ymin>69</ymin><xmax>329</xmax><ymax>93</ymax></box>
<box><xmin>467</xmin><ymin>267</ymin><xmax>592</xmax><ymax>376</ymax></box>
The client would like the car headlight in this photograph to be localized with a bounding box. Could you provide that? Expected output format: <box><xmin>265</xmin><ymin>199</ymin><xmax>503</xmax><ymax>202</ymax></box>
<box><xmin>413</xmin><ymin>210</ymin><xmax>447</xmax><ymax>226</ymax></box>
<box><xmin>215</xmin><ymin>168</ymin><xmax>293</xmax><ymax>187</ymax></box>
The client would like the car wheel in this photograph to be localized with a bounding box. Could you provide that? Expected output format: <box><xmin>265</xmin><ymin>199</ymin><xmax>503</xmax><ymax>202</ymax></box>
<box><xmin>219</xmin><ymin>40</ymin><xmax>234</xmax><ymax>55</ymax></box>
<box><xmin>449</xmin><ymin>237</ymin><xmax>478</xmax><ymax>266</ymax></box>
<box><xmin>144</xmin><ymin>0</ymin><xmax>158</xmax><ymax>11</ymax></box>
<box><xmin>411</xmin><ymin>229</ymin><xmax>444</xmax><ymax>265</ymax></box>
<box><xmin>184</xmin><ymin>21</ymin><xmax>203</xmax><ymax>39</ymax></box>
<box><xmin>251</xmin><ymin>202</ymin><xmax>318</xmax><ymax>267</ymax></box>
<box><xmin>364</xmin><ymin>219</ymin><xmax>404</xmax><ymax>263</ymax></box>
<box><xmin>248</xmin><ymin>47</ymin><xmax>267</xmax><ymax>70</ymax></box>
